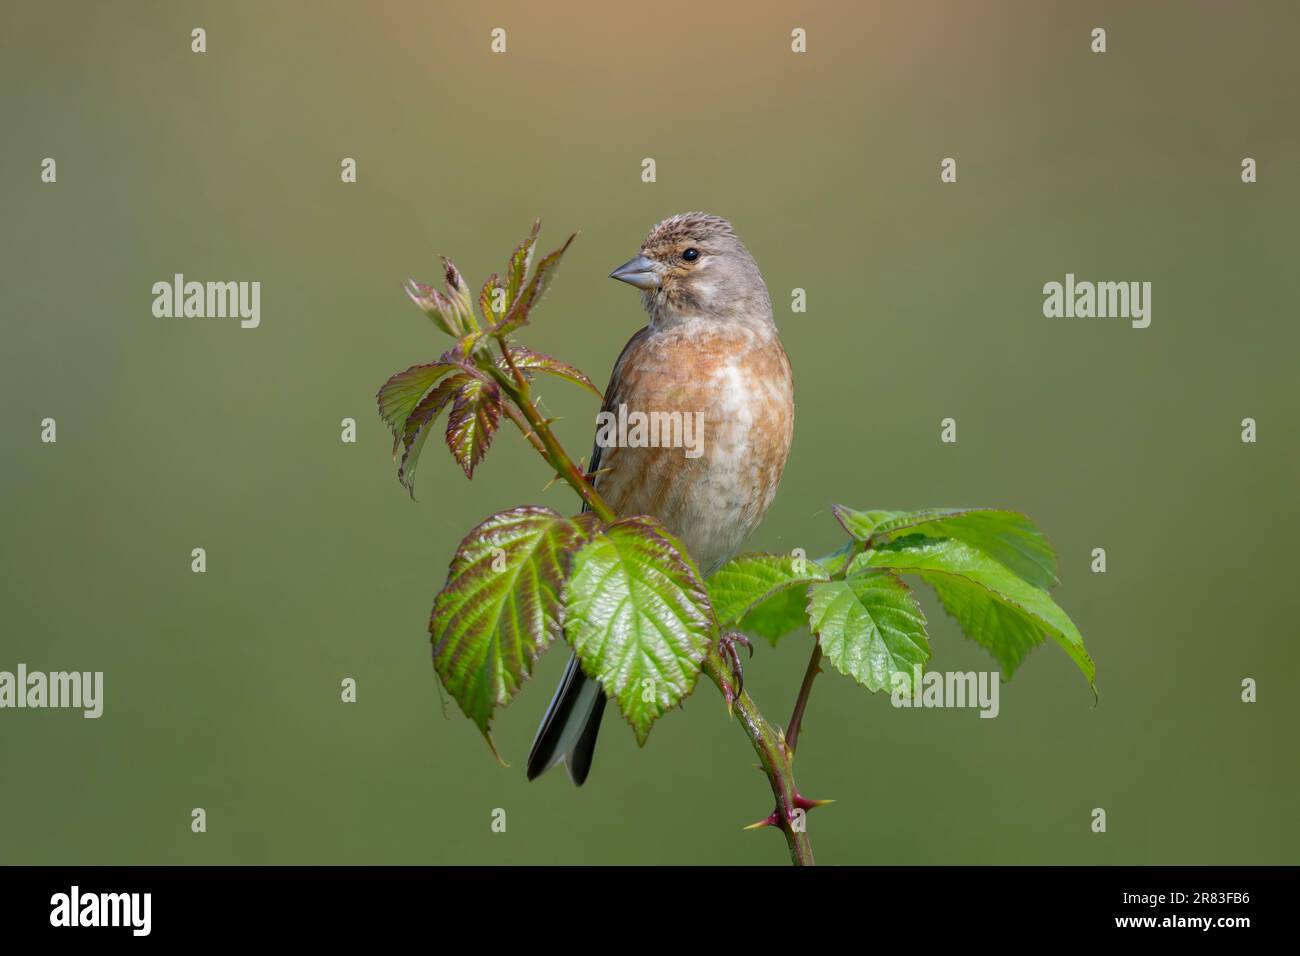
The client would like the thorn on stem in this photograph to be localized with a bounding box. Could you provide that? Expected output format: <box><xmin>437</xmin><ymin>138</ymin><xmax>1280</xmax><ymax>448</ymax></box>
<box><xmin>744</xmin><ymin>792</ymin><xmax>833</xmax><ymax>834</ymax></box>
<box><xmin>794</xmin><ymin>793</ymin><xmax>835</xmax><ymax>811</ymax></box>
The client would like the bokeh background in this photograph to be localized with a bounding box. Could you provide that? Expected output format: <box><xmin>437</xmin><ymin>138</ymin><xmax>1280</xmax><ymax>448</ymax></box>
<box><xmin>2</xmin><ymin>1</ymin><xmax>1297</xmax><ymax>865</ymax></box>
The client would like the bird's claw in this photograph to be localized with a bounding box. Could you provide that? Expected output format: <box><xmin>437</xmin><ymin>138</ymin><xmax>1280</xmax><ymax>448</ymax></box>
<box><xmin>718</xmin><ymin>631</ymin><xmax>754</xmax><ymax>701</ymax></box>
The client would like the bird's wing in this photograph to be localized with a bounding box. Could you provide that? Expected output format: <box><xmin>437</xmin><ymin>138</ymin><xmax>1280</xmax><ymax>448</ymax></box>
<box><xmin>525</xmin><ymin>325</ymin><xmax>652</xmax><ymax>785</ymax></box>
<box><xmin>579</xmin><ymin>325</ymin><xmax>651</xmax><ymax>512</ymax></box>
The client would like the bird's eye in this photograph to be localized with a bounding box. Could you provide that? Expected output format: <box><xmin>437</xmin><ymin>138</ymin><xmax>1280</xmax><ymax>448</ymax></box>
<box><xmin>682</xmin><ymin>248</ymin><xmax>700</xmax><ymax>262</ymax></box>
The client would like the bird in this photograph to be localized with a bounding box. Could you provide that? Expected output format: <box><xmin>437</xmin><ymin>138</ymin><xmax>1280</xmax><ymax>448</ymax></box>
<box><xmin>526</xmin><ymin>212</ymin><xmax>795</xmax><ymax>785</ymax></box>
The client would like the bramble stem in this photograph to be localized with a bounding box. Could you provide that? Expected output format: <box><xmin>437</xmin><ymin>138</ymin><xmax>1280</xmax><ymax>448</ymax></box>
<box><xmin>786</xmin><ymin>644</ymin><xmax>822</xmax><ymax>756</ymax></box>
<box><xmin>785</xmin><ymin>537</ymin><xmax>872</xmax><ymax>756</ymax></box>
<box><xmin>499</xmin><ymin>399</ymin><xmax>549</xmax><ymax>459</ymax></box>
<box><xmin>484</xmin><ymin>356</ymin><xmax>615</xmax><ymax>523</ymax></box>
<box><xmin>702</xmin><ymin>652</ymin><xmax>816</xmax><ymax>866</ymax></box>
<box><xmin>481</xmin><ymin>342</ymin><xmax>817</xmax><ymax>865</ymax></box>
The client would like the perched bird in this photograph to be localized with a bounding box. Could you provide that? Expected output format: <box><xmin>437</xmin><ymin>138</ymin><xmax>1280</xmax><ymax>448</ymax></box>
<box><xmin>526</xmin><ymin>212</ymin><xmax>795</xmax><ymax>785</ymax></box>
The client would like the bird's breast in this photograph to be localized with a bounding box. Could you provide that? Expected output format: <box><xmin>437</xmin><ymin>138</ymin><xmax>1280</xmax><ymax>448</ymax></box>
<box><xmin>593</xmin><ymin>320</ymin><xmax>794</xmax><ymax>575</ymax></box>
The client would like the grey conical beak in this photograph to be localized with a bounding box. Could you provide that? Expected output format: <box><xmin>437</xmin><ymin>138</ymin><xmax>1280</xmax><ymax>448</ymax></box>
<box><xmin>609</xmin><ymin>254</ymin><xmax>660</xmax><ymax>290</ymax></box>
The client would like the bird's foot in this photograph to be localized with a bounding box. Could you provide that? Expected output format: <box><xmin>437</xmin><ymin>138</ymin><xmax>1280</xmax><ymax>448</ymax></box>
<box><xmin>717</xmin><ymin>631</ymin><xmax>754</xmax><ymax>705</ymax></box>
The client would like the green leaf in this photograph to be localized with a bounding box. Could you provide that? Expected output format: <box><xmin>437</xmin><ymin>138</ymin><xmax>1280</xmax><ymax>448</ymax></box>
<box><xmin>504</xmin><ymin>220</ymin><xmax>541</xmax><ymax>312</ymax></box>
<box><xmin>708</xmin><ymin>553</ymin><xmax>828</xmax><ymax>629</ymax></box>
<box><xmin>832</xmin><ymin>506</ymin><xmax>902</xmax><ymax>541</ymax></box>
<box><xmin>814</xmin><ymin>539</ymin><xmax>858</xmax><ymax>577</ymax></box>
<box><xmin>926</xmin><ymin>575</ymin><xmax>1046</xmax><ymax>679</ymax></box>
<box><xmin>479</xmin><ymin>273</ymin><xmax>504</xmax><ymax>325</ymax></box>
<box><xmin>736</xmin><ymin>586</ymin><xmax>812</xmax><ymax>645</ymax></box>
<box><xmin>444</xmin><ymin>375</ymin><xmax>502</xmax><ymax>478</ymax></box>
<box><xmin>377</xmin><ymin>361</ymin><xmax>458</xmax><ymax>447</ymax></box>
<box><xmin>853</xmin><ymin>538</ymin><xmax>1094</xmax><ymax>687</ymax></box>
<box><xmin>397</xmin><ymin>374</ymin><xmax>468</xmax><ymax>495</ymax></box>
<box><xmin>738</xmin><ymin>587</ymin><xmax>806</xmax><ymax>647</ymax></box>
<box><xmin>493</xmin><ymin>232</ymin><xmax>576</xmax><ymax>335</ymax></box>
<box><xmin>440</xmin><ymin>257</ymin><xmax>477</xmax><ymax>333</ymax></box>
<box><xmin>563</xmin><ymin>516</ymin><xmax>714</xmax><ymax>744</ymax></box>
<box><xmin>808</xmin><ymin>573</ymin><xmax>929</xmax><ymax>693</ymax></box>
<box><xmin>719</xmin><ymin>545</ymin><xmax>853</xmax><ymax>645</ymax></box>
<box><xmin>871</xmin><ymin>509</ymin><xmax>1059</xmax><ymax>590</ymax></box>
<box><xmin>404</xmin><ymin>280</ymin><xmax>462</xmax><ymax>336</ymax></box>
<box><xmin>403</xmin><ymin>255</ymin><xmax>479</xmax><ymax>337</ymax></box>
<box><xmin>431</xmin><ymin>507</ymin><xmax>597</xmax><ymax>752</ymax></box>
<box><xmin>834</xmin><ymin>506</ymin><xmax>1058</xmax><ymax>590</ymax></box>
<box><xmin>499</xmin><ymin>345</ymin><xmax>602</xmax><ymax>401</ymax></box>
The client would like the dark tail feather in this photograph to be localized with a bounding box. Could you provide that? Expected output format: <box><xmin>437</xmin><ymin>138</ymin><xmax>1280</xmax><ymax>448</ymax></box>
<box><xmin>565</xmin><ymin>689</ymin><xmax>606</xmax><ymax>785</ymax></box>
<box><xmin>526</xmin><ymin>652</ymin><xmax>606</xmax><ymax>785</ymax></box>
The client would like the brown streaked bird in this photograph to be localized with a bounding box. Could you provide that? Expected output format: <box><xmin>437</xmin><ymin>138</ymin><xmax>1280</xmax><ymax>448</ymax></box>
<box><xmin>527</xmin><ymin>212</ymin><xmax>794</xmax><ymax>785</ymax></box>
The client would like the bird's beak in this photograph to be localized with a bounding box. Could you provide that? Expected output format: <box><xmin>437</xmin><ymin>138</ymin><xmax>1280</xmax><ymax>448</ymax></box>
<box><xmin>609</xmin><ymin>254</ymin><xmax>660</xmax><ymax>290</ymax></box>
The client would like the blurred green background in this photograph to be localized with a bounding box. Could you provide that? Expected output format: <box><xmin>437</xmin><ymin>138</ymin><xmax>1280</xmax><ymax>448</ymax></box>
<box><xmin>2</xmin><ymin>1</ymin><xmax>1297</xmax><ymax>865</ymax></box>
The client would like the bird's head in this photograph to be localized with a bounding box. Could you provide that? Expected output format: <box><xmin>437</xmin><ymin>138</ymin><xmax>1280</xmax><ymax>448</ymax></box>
<box><xmin>609</xmin><ymin>212</ymin><xmax>772</xmax><ymax>327</ymax></box>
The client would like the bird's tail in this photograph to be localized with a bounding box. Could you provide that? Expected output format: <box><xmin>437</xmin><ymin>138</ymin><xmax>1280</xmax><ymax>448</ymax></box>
<box><xmin>526</xmin><ymin>652</ymin><xmax>606</xmax><ymax>785</ymax></box>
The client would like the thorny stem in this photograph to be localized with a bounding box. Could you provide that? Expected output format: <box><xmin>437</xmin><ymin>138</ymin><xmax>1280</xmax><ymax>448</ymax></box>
<box><xmin>499</xmin><ymin>400</ymin><xmax>549</xmax><ymax>459</ymax></box>
<box><xmin>482</xmin><ymin>342</ymin><xmax>819</xmax><ymax>865</ymax></box>
<box><xmin>703</xmin><ymin>652</ymin><xmax>816</xmax><ymax>866</ymax></box>
<box><xmin>484</xmin><ymin>355</ymin><xmax>615</xmax><ymax>523</ymax></box>
<box><xmin>786</xmin><ymin>644</ymin><xmax>823</xmax><ymax>756</ymax></box>
<box><xmin>787</xmin><ymin>538</ymin><xmax>869</xmax><ymax>756</ymax></box>
<box><xmin>785</xmin><ymin>535</ymin><xmax>868</xmax><ymax>749</ymax></box>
